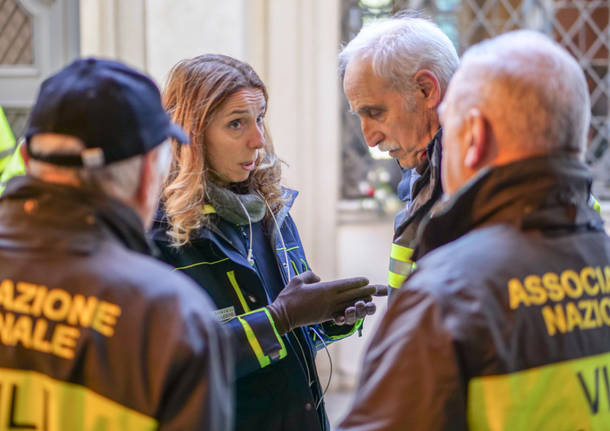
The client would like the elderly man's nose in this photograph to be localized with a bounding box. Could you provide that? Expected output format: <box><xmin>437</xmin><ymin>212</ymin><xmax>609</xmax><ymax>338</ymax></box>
<box><xmin>362</xmin><ymin>123</ymin><xmax>382</xmax><ymax>147</ymax></box>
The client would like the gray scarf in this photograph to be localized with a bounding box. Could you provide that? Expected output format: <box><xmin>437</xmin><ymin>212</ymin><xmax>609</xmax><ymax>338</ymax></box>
<box><xmin>206</xmin><ymin>180</ymin><xmax>266</xmax><ymax>225</ymax></box>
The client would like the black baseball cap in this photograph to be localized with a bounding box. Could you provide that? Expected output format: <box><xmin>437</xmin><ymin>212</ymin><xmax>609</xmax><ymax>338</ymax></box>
<box><xmin>25</xmin><ymin>57</ymin><xmax>188</xmax><ymax>167</ymax></box>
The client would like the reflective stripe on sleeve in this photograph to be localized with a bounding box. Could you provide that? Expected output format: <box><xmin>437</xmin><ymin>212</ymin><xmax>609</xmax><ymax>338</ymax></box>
<box><xmin>589</xmin><ymin>195</ymin><xmax>601</xmax><ymax>214</ymax></box>
<box><xmin>237</xmin><ymin>308</ymin><xmax>287</xmax><ymax>368</ymax></box>
<box><xmin>388</xmin><ymin>243</ymin><xmax>415</xmax><ymax>289</ymax></box>
<box><xmin>389</xmin><ymin>259</ymin><xmax>414</xmax><ymax>277</ymax></box>
<box><xmin>390</xmin><ymin>243</ymin><xmax>414</xmax><ymax>262</ymax></box>
<box><xmin>388</xmin><ymin>270</ymin><xmax>408</xmax><ymax>289</ymax></box>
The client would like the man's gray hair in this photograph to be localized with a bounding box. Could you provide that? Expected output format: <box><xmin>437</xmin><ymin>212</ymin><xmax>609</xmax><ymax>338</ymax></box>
<box><xmin>28</xmin><ymin>136</ymin><xmax>171</xmax><ymax>202</ymax></box>
<box><xmin>339</xmin><ymin>14</ymin><xmax>459</xmax><ymax>95</ymax></box>
<box><xmin>459</xmin><ymin>30</ymin><xmax>590</xmax><ymax>156</ymax></box>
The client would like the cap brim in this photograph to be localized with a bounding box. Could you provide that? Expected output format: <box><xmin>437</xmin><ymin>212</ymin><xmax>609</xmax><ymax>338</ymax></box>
<box><xmin>168</xmin><ymin>123</ymin><xmax>189</xmax><ymax>144</ymax></box>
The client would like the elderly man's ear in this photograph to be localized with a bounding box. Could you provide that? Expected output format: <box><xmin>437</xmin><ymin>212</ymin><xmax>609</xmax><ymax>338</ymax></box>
<box><xmin>135</xmin><ymin>148</ymin><xmax>164</xmax><ymax>228</ymax></box>
<box><xmin>464</xmin><ymin>108</ymin><xmax>490</xmax><ymax>169</ymax></box>
<box><xmin>414</xmin><ymin>69</ymin><xmax>441</xmax><ymax>109</ymax></box>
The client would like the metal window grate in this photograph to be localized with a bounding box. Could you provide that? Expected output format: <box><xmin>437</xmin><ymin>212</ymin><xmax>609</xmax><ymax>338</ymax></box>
<box><xmin>342</xmin><ymin>0</ymin><xmax>610</xmax><ymax>200</ymax></box>
<box><xmin>0</xmin><ymin>0</ymin><xmax>34</xmax><ymax>65</ymax></box>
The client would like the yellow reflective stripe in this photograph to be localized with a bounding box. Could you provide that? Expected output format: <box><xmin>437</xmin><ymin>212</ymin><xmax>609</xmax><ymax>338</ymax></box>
<box><xmin>0</xmin><ymin>107</ymin><xmax>15</xmax><ymax>153</ymax></box>
<box><xmin>173</xmin><ymin>257</ymin><xmax>229</xmax><ymax>271</ymax></box>
<box><xmin>227</xmin><ymin>270</ymin><xmax>250</xmax><ymax>313</ymax></box>
<box><xmin>0</xmin><ymin>368</ymin><xmax>157</xmax><ymax>429</ymax></box>
<box><xmin>320</xmin><ymin>318</ymin><xmax>364</xmax><ymax>342</ymax></box>
<box><xmin>238</xmin><ymin>315</ymin><xmax>271</xmax><ymax>368</ymax></box>
<box><xmin>388</xmin><ymin>270</ymin><xmax>407</xmax><ymax>289</ymax></box>
<box><xmin>0</xmin><ymin>142</ymin><xmax>25</xmax><ymax>196</ymax></box>
<box><xmin>238</xmin><ymin>308</ymin><xmax>287</xmax><ymax>363</ymax></box>
<box><xmin>591</xmin><ymin>196</ymin><xmax>601</xmax><ymax>214</ymax></box>
<box><xmin>390</xmin><ymin>243</ymin><xmax>414</xmax><ymax>262</ymax></box>
<box><xmin>276</xmin><ymin>246</ymin><xmax>299</xmax><ymax>252</ymax></box>
<box><xmin>468</xmin><ymin>351</ymin><xmax>610</xmax><ymax>431</ymax></box>
<box><xmin>290</xmin><ymin>259</ymin><xmax>299</xmax><ymax>276</ymax></box>
<box><xmin>300</xmin><ymin>258</ymin><xmax>309</xmax><ymax>271</ymax></box>
<box><xmin>200</xmin><ymin>204</ymin><xmax>216</xmax><ymax>215</ymax></box>
<box><xmin>262</xmin><ymin>307</ymin><xmax>287</xmax><ymax>360</ymax></box>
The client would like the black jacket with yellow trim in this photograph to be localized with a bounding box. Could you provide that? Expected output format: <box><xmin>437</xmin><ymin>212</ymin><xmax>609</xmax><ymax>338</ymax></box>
<box><xmin>151</xmin><ymin>188</ymin><xmax>358</xmax><ymax>431</ymax></box>
<box><xmin>388</xmin><ymin>130</ymin><xmax>443</xmax><ymax>290</ymax></box>
<box><xmin>0</xmin><ymin>176</ymin><xmax>233</xmax><ymax>430</ymax></box>
<box><xmin>339</xmin><ymin>156</ymin><xmax>610</xmax><ymax>431</ymax></box>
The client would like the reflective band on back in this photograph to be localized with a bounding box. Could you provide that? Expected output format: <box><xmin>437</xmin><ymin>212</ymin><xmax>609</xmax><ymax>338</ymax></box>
<box><xmin>391</xmin><ymin>243</ymin><xmax>414</xmax><ymax>262</ymax></box>
<box><xmin>0</xmin><ymin>368</ymin><xmax>157</xmax><ymax>430</ymax></box>
<box><xmin>468</xmin><ymin>351</ymin><xmax>610</xmax><ymax>431</ymax></box>
<box><xmin>227</xmin><ymin>271</ymin><xmax>251</xmax><ymax>313</ymax></box>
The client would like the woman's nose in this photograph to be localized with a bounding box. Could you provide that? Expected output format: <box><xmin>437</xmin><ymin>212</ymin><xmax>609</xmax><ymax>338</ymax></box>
<box><xmin>249</xmin><ymin>124</ymin><xmax>265</xmax><ymax>149</ymax></box>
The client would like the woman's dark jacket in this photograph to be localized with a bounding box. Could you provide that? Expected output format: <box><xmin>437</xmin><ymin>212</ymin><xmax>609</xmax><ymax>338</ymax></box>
<box><xmin>150</xmin><ymin>188</ymin><xmax>358</xmax><ymax>431</ymax></box>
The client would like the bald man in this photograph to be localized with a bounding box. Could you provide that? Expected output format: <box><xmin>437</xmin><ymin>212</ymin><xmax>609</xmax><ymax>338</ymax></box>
<box><xmin>338</xmin><ymin>30</ymin><xmax>610</xmax><ymax>431</ymax></box>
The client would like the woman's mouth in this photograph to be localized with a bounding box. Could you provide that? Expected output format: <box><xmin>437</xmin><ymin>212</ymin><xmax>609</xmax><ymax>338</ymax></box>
<box><xmin>240</xmin><ymin>160</ymin><xmax>256</xmax><ymax>171</ymax></box>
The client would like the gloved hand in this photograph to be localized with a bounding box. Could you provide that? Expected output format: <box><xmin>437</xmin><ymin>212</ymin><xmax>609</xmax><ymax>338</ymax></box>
<box><xmin>333</xmin><ymin>284</ymin><xmax>389</xmax><ymax>325</ymax></box>
<box><xmin>267</xmin><ymin>271</ymin><xmax>374</xmax><ymax>335</ymax></box>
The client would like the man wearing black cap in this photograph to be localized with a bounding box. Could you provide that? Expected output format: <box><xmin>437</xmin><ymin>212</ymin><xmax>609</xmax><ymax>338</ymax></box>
<box><xmin>0</xmin><ymin>58</ymin><xmax>233</xmax><ymax>430</ymax></box>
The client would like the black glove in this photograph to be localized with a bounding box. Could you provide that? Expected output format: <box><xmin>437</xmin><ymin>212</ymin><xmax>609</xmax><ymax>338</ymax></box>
<box><xmin>333</xmin><ymin>284</ymin><xmax>389</xmax><ymax>326</ymax></box>
<box><xmin>267</xmin><ymin>271</ymin><xmax>374</xmax><ymax>335</ymax></box>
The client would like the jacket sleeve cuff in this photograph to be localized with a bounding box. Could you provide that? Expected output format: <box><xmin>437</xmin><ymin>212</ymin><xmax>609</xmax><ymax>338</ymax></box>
<box><xmin>311</xmin><ymin>319</ymin><xmax>363</xmax><ymax>350</ymax></box>
<box><xmin>226</xmin><ymin>307</ymin><xmax>287</xmax><ymax>373</ymax></box>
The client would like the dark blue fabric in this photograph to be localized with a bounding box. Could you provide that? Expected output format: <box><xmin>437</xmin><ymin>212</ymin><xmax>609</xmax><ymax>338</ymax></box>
<box><xmin>396</xmin><ymin>167</ymin><xmax>412</xmax><ymax>202</ymax></box>
<box><xmin>150</xmin><ymin>191</ymin><xmax>336</xmax><ymax>431</ymax></box>
<box><xmin>240</xmin><ymin>222</ymin><xmax>286</xmax><ymax>302</ymax></box>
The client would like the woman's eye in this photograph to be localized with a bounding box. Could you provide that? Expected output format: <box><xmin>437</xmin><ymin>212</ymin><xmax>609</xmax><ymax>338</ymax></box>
<box><xmin>228</xmin><ymin>119</ymin><xmax>242</xmax><ymax>129</ymax></box>
<box><xmin>256</xmin><ymin>114</ymin><xmax>264</xmax><ymax>124</ymax></box>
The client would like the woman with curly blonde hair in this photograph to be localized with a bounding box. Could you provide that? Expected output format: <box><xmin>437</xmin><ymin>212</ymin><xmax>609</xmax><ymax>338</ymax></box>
<box><xmin>150</xmin><ymin>54</ymin><xmax>376</xmax><ymax>431</ymax></box>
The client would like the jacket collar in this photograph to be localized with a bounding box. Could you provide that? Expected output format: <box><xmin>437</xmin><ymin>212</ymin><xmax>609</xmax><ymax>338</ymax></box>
<box><xmin>394</xmin><ymin>128</ymin><xmax>443</xmax><ymax>235</ymax></box>
<box><xmin>415</xmin><ymin>155</ymin><xmax>603</xmax><ymax>259</ymax></box>
<box><xmin>0</xmin><ymin>176</ymin><xmax>152</xmax><ymax>255</ymax></box>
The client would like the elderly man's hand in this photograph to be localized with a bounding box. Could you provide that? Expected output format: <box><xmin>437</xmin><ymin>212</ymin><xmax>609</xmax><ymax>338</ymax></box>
<box><xmin>333</xmin><ymin>285</ymin><xmax>388</xmax><ymax>325</ymax></box>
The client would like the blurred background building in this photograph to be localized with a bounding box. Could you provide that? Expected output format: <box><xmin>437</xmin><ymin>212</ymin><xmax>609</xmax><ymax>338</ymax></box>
<box><xmin>1</xmin><ymin>0</ymin><xmax>609</xmax><ymax>427</ymax></box>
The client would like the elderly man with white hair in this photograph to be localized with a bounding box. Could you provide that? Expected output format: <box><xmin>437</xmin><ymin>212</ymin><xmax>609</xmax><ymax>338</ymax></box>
<box><xmin>338</xmin><ymin>30</ymin><xmax>610</xmax><ymax>431</ymax></box>
<box><xmin>340</xmin><ymin>15</ymin><xmax>459</xmax><ymax>298</ymax></box>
